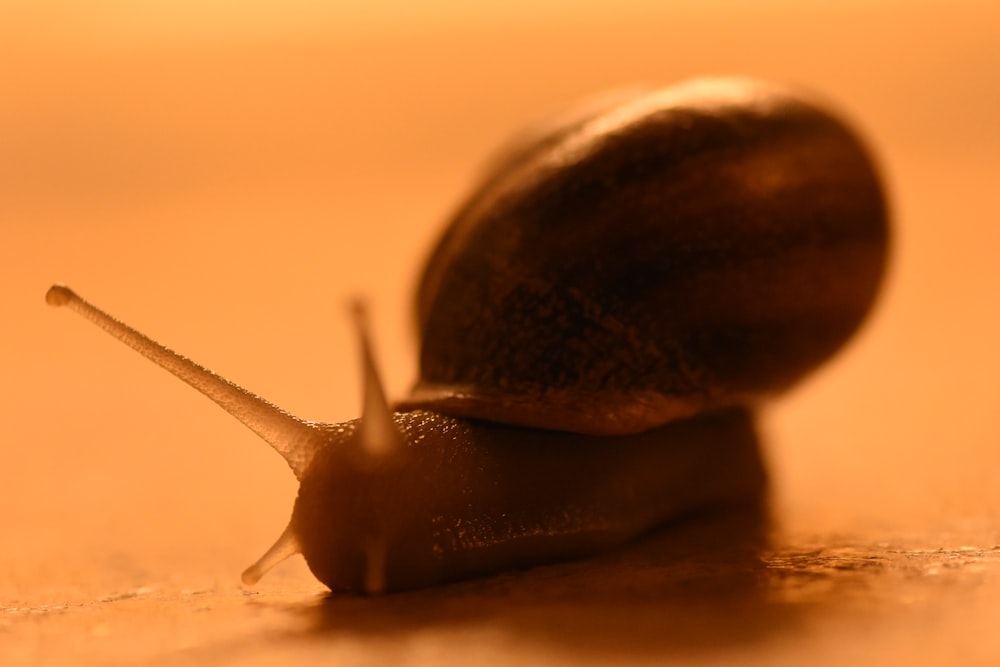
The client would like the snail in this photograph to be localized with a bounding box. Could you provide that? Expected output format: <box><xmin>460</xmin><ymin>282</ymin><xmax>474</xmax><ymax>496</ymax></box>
<box><xmin>46</xmin><ymin>77</ymin><xmax>889</xmax><ymax>594</ymax></box>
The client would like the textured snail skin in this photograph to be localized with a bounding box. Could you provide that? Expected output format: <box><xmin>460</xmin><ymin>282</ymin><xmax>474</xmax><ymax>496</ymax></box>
<box><xmin>293</xmin><ymin>407</ymin><xmax>764</xmax><ymax>593</ymax></box>
<box><xmin>47</xmin><ymin>77</ymin><xmax>889</xmax><ymax>594</ymax></box>
<box><xmin>404</xmin><ymin>78</ymin><xmax>889</xmax><ymax>435</ymax></box>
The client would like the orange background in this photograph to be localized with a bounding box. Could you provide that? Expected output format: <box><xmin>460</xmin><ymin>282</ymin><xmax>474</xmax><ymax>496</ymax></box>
<box><xmin>2</xmin><ymin>1</ymin><xmax>999</xmax><ymax>664</ymax></box>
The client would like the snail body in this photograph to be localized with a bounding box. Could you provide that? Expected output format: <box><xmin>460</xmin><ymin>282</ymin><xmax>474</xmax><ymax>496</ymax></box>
<box><xmin>293</xmin><ymin>407</ymin><xmax>763</xmax><ymax>593</ymax></box>
<box><xmin>47</xmin><ymin>77</ymin><xmax>888</xmax><ymax>594</ymax></box>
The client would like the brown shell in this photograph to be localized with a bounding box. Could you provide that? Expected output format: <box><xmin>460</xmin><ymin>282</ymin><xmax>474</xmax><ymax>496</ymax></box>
<box><xmin>398</xmin><ymin>78</ymin><xmax>889</xmax><ymax>435</ymax></box>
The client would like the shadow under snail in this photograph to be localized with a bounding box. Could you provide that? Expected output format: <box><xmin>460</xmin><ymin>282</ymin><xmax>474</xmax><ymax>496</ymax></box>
<box><xmin>46</xmin><ymin>77</ymin><xmax>889</xmax><ymax>594</ymax></box>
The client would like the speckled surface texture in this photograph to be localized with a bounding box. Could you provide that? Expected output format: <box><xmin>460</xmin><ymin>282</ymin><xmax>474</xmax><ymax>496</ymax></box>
<box><xmin>7</xmin><ymin>510</ymin><xmax>1000</xmax><ymax>665</ymax></box>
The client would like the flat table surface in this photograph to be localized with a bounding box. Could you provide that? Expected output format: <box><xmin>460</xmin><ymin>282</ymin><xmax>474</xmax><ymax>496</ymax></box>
<box><xmin>3</xmin><ymin>2</ymin><xmax>999</xmax><ymax>665</ymax></box>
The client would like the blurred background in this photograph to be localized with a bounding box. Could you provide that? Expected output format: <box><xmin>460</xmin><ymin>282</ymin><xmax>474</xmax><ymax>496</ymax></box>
<box><xmin>2</xmin><ymin>0</ymin><xmax>999</xmax><ymax>664</ymax></box>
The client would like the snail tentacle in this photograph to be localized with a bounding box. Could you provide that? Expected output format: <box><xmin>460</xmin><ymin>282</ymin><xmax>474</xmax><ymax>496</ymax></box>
<box><xmin>350</xmin><ymin>299</ymin><xmax>402</xmax><ymax>458</ymax></box>
<box><xmin>241</xmin><ymin>522</ymin><xmax>300</xmax><ymax>586</ymax></box>
<box><xmin>45</xmin><ymin>284</ymin><xmax>319</xmax><ymax>479</ymax></box>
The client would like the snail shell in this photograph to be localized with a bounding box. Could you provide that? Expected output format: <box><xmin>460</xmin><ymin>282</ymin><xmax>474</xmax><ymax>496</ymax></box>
<box><xmin>47</xmin><ymin>77</ymin><xmax>888</xmax><ymax>594</ymax></box>
<box><xmin>402</xmin><ymin>77</ymin><xmax>888</xmax><ymax>435</ymax></box>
